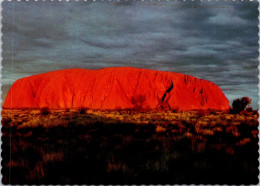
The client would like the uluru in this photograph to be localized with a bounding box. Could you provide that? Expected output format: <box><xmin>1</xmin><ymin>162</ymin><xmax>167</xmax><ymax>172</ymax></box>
<box><xmin>3</xmin><ymin>67</ymin><xmax>230</xmax><ymax>110</ymax></box>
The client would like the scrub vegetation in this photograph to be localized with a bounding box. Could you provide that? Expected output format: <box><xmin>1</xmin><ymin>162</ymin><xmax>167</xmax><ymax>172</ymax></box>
<box><xmin>1</xmin><ymin>107</ymin><xmax>259</xmax><ymax>184</ymax></box>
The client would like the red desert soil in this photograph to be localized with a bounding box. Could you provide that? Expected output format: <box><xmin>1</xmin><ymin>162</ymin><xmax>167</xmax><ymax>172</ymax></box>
<box><xmin>3</xmin><ymin>67</ymin><xmax>229</xmax><ymax>110</ymax></box>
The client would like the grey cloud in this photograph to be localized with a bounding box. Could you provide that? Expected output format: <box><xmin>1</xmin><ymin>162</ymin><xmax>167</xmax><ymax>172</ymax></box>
<box><xmin>2</xmin><ymin>1</ymin><xmax>259</xmax><ymax>108</ymax></box>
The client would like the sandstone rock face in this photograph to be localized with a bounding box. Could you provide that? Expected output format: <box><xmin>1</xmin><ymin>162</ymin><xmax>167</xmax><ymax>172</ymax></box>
<box><xmin>3</xmin><ymin>67</ymin><xmax>230</xmax><ymax>110</ymax></box>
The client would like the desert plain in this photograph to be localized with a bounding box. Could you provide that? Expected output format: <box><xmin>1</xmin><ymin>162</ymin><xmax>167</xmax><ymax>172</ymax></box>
<box><xmin>2</xmin><ymin>108</ymin><xmax>258</xmax><ymax>184</ymax></box>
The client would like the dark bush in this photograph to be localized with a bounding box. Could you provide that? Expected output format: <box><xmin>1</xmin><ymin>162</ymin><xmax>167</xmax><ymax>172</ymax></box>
<box><xmin>115</xmin><ymin>107</ymin><xmax>123</xmax><ymax>112</ymax></box>
<box><xmin>131</xmin><ymin>95</ymin><xmax>146</xmax><ymax>111</ymax></box>
<box><xmin>232</xmin><ymin>97</ymin><xmax>252</xmax><ymax>114</ymax></box>
<box><xmin>172</xmin><ymin>108</ymin><xmax>180</xmax><ymax>113</ymax></box>
<box><xmin>79</xmin><ymin>108</ymin><xmax>86</xmax><ymax>114</ymax></box>
<box><xmin>196</xmin><ymin>109</ymin><xmax>210</xmax><ymax>118</ymax></box>
<box><xmin>1</xmin><ymin>117</ymin><xmax>12</xmax><ymax>126</ymax></box>
<box><xmin>246</xmin><ymin>107</ymin><xmax>253</xmax><ymax>112</ymax></box>
<box><xmin>240</xmin><ymin>110</ymin><xmax>251</xmax><ymax>117</ymax></box>
<box><xmin>40</xmin><ymin>107</ymin><xmax>50</xmax><ymax>115</ymax></box>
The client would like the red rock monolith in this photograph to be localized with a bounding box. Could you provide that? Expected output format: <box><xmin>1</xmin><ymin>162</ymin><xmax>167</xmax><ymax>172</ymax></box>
<box><xmin>3</xmin><ymin>67</ymin><xmax>230</xmax><ymax>110</ymax></box>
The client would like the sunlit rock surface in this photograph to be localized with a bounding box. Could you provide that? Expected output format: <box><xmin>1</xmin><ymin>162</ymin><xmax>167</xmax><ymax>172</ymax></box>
<box><xmin>3</xmin><ymin>67</ymin><xmax>230</xmax><ymax>110</ymax></box>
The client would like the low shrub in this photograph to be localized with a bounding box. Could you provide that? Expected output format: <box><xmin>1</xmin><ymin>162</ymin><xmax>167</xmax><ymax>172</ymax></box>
<box><xmin>246</xmin><ymin>107</ymin><xmax>253</xmax><ymax>112</ymax></box>
<box><xmin>208</xmin><ymin>109</ymin><xmax>216</xmax><ymax>115</ymax></box>
<box><xmin>40</xmin><ymin>107</ymin><xmax>50</xmax><ymax>115</ymax></box>
<box><xmin>196</xmin><ymin>110</ymin><xmax>210</xmax><ymax>118</ymax></box>
<box><xmin>172</xmin><ymin>108</ymin><xmax>180</xmax><ymax>113</ymax></box>
<box><xmin>240</xmin><ymin>110</ymin><xmax>251</xmax><ymax>117</ymax></box>
<box><xmin>78</xmin><ymin>107</ymin><xmax>86</xmax><ymax>114</ymax></box>
<box><xmin>1</xmin><ymin>117</ymin><xmax>12</xmax><ymax>126</ymax></box>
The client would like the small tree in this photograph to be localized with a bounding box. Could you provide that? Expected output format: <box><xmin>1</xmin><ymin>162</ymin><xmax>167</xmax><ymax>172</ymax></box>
<box><xmin>232</xmin><ymin>97</ymin><xmax>252</xmax><ymax>113</ymax></box>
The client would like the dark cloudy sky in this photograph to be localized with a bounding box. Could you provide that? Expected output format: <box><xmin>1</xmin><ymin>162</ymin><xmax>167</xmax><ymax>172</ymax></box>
<box><xmin>2</xmin><ymin>1</ymin><xmax>259</xmax><ymax>109</ymax></box>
